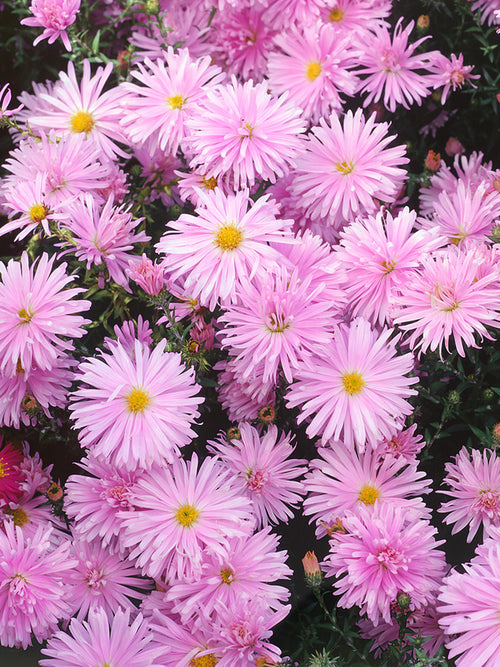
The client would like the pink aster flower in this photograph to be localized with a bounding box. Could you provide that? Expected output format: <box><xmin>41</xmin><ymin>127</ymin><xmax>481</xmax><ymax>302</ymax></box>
<box><xmin>39</xmin><ymin>607</ymin><xmax>162</xmax><ymax>667</ymax></box>
<box><xmin>28</xmin><ymin>59</ymin><xmax>127</xmax><ymax>159</ymax></box>
<box><xmin>156</xmin><ymin>188</ymin><xmax>293</xmax><ymax>310</ymax></box>
<box><xmin>324</xmin><ymin>502</ymin><xmax>445</xmax><ymax>626</ymax></box>
<box><xmin>119</xmin><ymin>453</ymin><xmax>254</xmax><ymax>581</ymax></box>
<box><xmin>290</xmin><ymin>109</ymin><xmax>408</xmax><ymax>229</ymax></box>
<box><xmin>63</xmin><ymin>194</ymin><xmax>149</xmax><ymax>290</ymax></box>
<box><xmin>267</xmin><ymin>22</ymin><xmax>359</xmax><ymax>123</ymax></box>
<box><xmin>319</xmin><ymin>0</ymin><xmax>392</xmax><ymax>33</ymax></box>
<box><xmin>303</xmin><ymin>445</ymin><xmax>431</xmax><ymax>537</ymax></box>
<box><xmin>0</xmin><ymin>439</ymin><xmax>24</xmax><ymax>504</ymax></box>
<box><xmin>21</xmin><ymin>0</ymin><xmax>81</xmax><ymax>52</ymax></box>
<box><xmin>356</xmin><ymin>19</ymin><xmax>437</xmax><ymax>112</ymax></box>
<box><xmin>438</xmin><ymin>542</ymin><xmax>500</xmax><ymax>666</ymax></box>
<box><xmin>0</xmin><ymin>523</ymin><xmax>75</xmax><ymax>648</ymax></box>
<box><xmin>393</xmin><ymin>246</ymin><xmax>500</xmax><ymax>357</ymax></box>
<box><xmin>374</xmin><ymin>423</ymin><xmax>426</xmax><ymax>463</ymax></box>
<box><xmin>429</xmin><ymin>52</ymin><xmax>479</xmax><ymax>104</ymax></box>
<box><xmin>121</xmin><ymin>49</ymin><xmax>224</xmax><ymax>155</ymax></box>
<box><xmin>0</xmin><ymin>252</ymin><xmax>90</xmax><ymax>378</ymax></box>
<box><xmin>0</xmin><ymin>83</ymin><xmax>24</xmax><ymax>118</ymax></box>
<box><xmin>186</xmin><ymin>77</ymin><xmax>306</xmax><ymax>188</ymax></box>
<box><xmin>149</xmin><ymin>613</ymin><xmax>220</xmax><ymax>666</ymax></box>
<box><xmin>208</xmin><ymin>423</ymin><xmax>307</xmax><ymax>527</ymax></box>
<box><xmin>219</xmin><ymin>267</ymin><xmax>338</xmax><ymax>387</ymax></box>
<box><xmin>438</xmin><ymin>446</ymin><xmax>500</xmax><ymax>542</ymax></box>
<box><xmin>167</xmin><ymin>527</ymin><xmax>291</xmax><ymax>623</ymax></box>
<box><xmin>469</xmin><ymin>0</ymin><xmax>500</xmax><ymax>25</ymax></box>
<box><xmin>335</xmin><ymin>207</ymin><xmax>445</xmax><ymax>327</ymax></box>
<box><xmin>69</xmin><ymin>339</ymin><xmax>203</xmax><ymax>470</ymax></box>
<box><xmin>286</xmin><ymin>318</ymin><xmax>418</xmax><ymax>450</ymax></box>
<box><xmin>215</xmin><ymin>358</ymin><xmax>276</xmax><ymax>423</ymax></box>
<box><xmin>67</xmin><ymin>537</ymin><xmax>151</xmax><ymax>621</ymax></box>
<box><xmin>126</xmin><ymin>254</ymin><xmax>165</xmax><ymax>296</ymax></box>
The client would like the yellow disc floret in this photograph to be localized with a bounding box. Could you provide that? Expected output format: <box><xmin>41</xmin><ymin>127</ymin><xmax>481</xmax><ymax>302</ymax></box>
<box><xmin>175</xmin><ymin>503</ymin><xmax>200</xmax><ymax>528</ymax></box>
<box><xmin>167</xmin><ymin>94</ymin><xmax>185</xmax><ymax>110</ymax></box>
<box><xmin>29</xmin><ymin>203</ymin><xmax>48</xmax><ymax>223</ymax></box>
<box><xmin>220</xmin><ymin>567</ymin><xmax>235</xmax><ymax>584</ymax></box>
<box><xmin>341</xmin><ymin>371</ymin><xmax>365</xmax><ymax>395</ymax></box>
<box><xmin>70</xmin><ymin>110</ymin><xmax>95</xmax><ymax>134</ymax></box>
<box><xmin>17</xmin><ymin>307</ymin><xmax>33</xmax><ymax>324</ymax></box>
<box><xmin>306</xmin><ymin>61</ymin><xmax>322</xmax><ymax>81</ymax></box>
<box><xmin>214</xmin><ymin>224</ymin><xmax>243</xmax><ymax>251</ymax></box>
<box><xmin>335</xmin><ymin>159</ymin><xmax>354</xmax><ymax>175</ymax></box>
<box><xmin>329</xmin><ymin>8</ymin><xmax>344</xmax><ymax>21</ymax></box>
<box><xmin>5</xmin><ymin>507</ymin><xmax>29</xmax><ymax>527</ymax></box>
<box><xmin>358</xmin><ymin>484</ymin><xmax>381</xmax><ymax>506</ymax></box>
<box><xmin>190</xmin><ymin>654</ymin><xmax>218</xmax><ymax>667</ymax></box>
<box><xmin>125</xmin><ymin>387</ymin><xmax>151</xmax><ymax>414</ymax></box>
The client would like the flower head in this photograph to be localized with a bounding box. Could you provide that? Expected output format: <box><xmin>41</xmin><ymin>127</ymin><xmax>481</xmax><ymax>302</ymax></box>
<box><xmin>21</xmin><ymin>0</ymin><xmax>81</xmax><ymax>52</ymax></box>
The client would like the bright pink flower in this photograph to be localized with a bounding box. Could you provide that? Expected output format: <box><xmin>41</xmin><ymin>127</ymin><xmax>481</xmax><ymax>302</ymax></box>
<box><xmin>219</xmin><ymin>267</ymin><xmax>338</xmax><ymax>386</ymax></box>
<box><xmin>335</xmin><ymin>207</ymin><xmax>444</xmax><ymax>326</ymax></box>
<box><xmin>0</xmin><ymin>440</ymin><xmax>24</xmax><ymax>504</ymax></box>
<box><xmin>357</xmin><ymin>19</ymin><xmax>437</xmax><ymax>112</ymax></box>
<box><xmin>40</xmin><ymin>607</ymin><xmax>162</xmax><ymax>667</ymax></box>
<box><xmin>167</xmin><ymin>527</ymin><xmax>291</xmax><ymax>623</ymax></box>
<box><xmin>374</xmin><ymin>424</ymin><xmax>426</xmax><ymax>463</ymax></box>
<box><xmin>267</xmin><ymin>22</ymin><xmax>359</xmax><ymax>123</ymax></box>
<box><xmin>208</xmin><ymin>423</ymin><xmax>307</xmax><ymax>527</ymax></box>
<box><xmin>156</xmin><ymin>188</ymin><xmax>293</xmax><ymax>310</ymax></box>
<box><xmin>0</xmin><ymin>253</ymin><xmax>90</xmax><ymax>378</ymax></box>
<box><xmin>429</xmin><ymin>52</ymin><xmax>479</xmax><ymax>104</ymax></box>
<box><xmin>126</xmin><ymin>254</ymin><xmax>165</xmax><ymax>296</ymax></box>
<box><xmin>187</xmin><ymin>77</ymin><xmax>306</xmax><ymax>188</ymax></box>
<box><xmin>69</xmin><ymin>339</ymin><xmax>203</xmax><ymax>470</ymax></box>
<box><xmin>318</xmin><ymin>0</ymin><xmax>392</xmax><ymax>33</ymax></box>
<box><xmin>324</xmin><ymin>502</ymin><xmax>445</xmax><ymax>625</ymax></box>
<box><xmin>21</xmin><ymin>0</ymin><xmax>80</xmax><ymax>51</ymax></box>
<box><xmin>438</xmin><ymin>446</ymin><xmax>500</xmax><ymax>542</ymax></box>
<box><xmin>0</xmin><ymin>523</ymin><xmax>75</xmax><ymax>648</ymax></box>
<box><xmin>303</xmin><ymin>445</ymin><xmax>431</xmax><ymax>537</ymax></box>
<box><xmin>393</xmin><ymin>246</ymin><xmax>500</xmax><ymax>357</ymax></box>
<box><xmin>291</xmin><ymin>109</ymin><xmax>408</xmax><ymax>229</ymax></box>
<box><xmin>121</xmin><ymin>49</ymin><xmax>224</xmax><ymax>155</ymax></box>
<box><xmin>286</xmin><ymin>318</ymin><xmax>417</xmax><ymax>450</ymax></box>
<box><xmin>119</xmin><ymin>454</ymin><xmax>254</xmax><ymax>581</ymax></box>
<box><xmin>149</xmin><ymin>614</ymin><xmax>220</xmax><ymax>666</ymax></box>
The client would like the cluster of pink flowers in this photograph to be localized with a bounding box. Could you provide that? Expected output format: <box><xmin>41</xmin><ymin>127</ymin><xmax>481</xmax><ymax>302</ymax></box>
<box><xmin>0</xmin><ymin>0</ymin><xmax>499</xmax><ymax>664</ymax></box>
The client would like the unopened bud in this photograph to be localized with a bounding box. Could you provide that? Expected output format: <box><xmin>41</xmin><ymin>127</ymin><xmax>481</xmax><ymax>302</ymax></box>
<box><xmin>302</xmin><ymin>551</ymin><xmax>322</xmax><ymax>587</ymax></box>
<box><xmin>425</xmin><ymin>150</ymin><xmax>441</xmax><ymax>172</ymax></box>
<box><xmin>396</xmin><ymin>591</ymin><xmax>411</xmax><ymax>609</ymax></box>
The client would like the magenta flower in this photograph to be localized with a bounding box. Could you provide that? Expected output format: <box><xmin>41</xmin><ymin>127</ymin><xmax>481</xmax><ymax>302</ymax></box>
<box><xmin>21</xmin><ymin>0</ymin><xmax>80</xmax><ymax>51</ymax></box>
<box><xmin>0</xmin><ymin>252</ymin><xmax>90</xmax><ymax>378</ymax></box>
<box><xmin>187</xmin><ymin>77</ymin><xmax>306</xmax><ymax>188</ymax></box>
<box><xmin>438</xmin><ymin>446</ymin><xmax>500</xmax><ymax>542</ymax></box>
<box><xmin>0</xmin><ymin>439</ymin><xmax>24</xmax><ymax>504</ymax></box>
<box><xmin>0</xmin><ymin>523</ymin><xmax>75</xmax><ymax>648</ymax></box>
<box><xmin>291</xmin><ymin>109</ymin><xmax>408</xmax><ymax>229</ymax></box>
<box><xmin>208</xmin><ymin>423</ymin><xmax>307</xmax><ymax>527</ymax></box>
<box><xmin>286</xmin><ymin>318</ymin><xmax>418</xmax><ymax>450</ymax></box>
<box><xmin>120</xmin><ymin>454</ymin><xmax>254</xmax><ymax>581</ymax></box>
<box><xmin>40</xmin><ymin>607</ymin><xmax>163</xmax><ymax>667</ymax></box>
<box><xmin>324</xmin><ymin>502</ymin><xmax>445</xmax><ymax>626</ymax></box>
<box><xmin>69</xmin><ymin>339</ymin><xmax>203</xmax><ymax>470</ymax></box>
<box><xmin>303</xmin><ymin>445</ymin><xmax>431</xmax><ymax>537</ymax></box>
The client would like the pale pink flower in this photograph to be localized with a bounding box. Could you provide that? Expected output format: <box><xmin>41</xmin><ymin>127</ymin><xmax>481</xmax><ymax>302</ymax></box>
<box><xmin>119</xmin><ymin>454</ymin><xmax>254</xmax><ymax>581</ymax></box>
<box><xmin>0</xmin><ymin>523</ymin><xmax>75</xmax><ymax>648</ymax></box>
<box><xmin>156</xmin><ymin>188</ymin><xmax>293</xmax><ymax>310</ymax></box>
<box><xmin>21</xmin><ymin>0</ymin><xmax>80</xmax><ymax>51</ymax></box>
<box><xmin>215</xmin><ymin>358</ymin><xmax>276</xmax><ymax>423</ymax></box>
<box><xmin>149</xmin><ymin>614</ymin><xmax>220</xmax><ymax>666</ymax></box>
<box><xmin>469</xmin><ymin>0</ymin><xmax>500</xmax><ymax>25</ymax></box>
<box><xmin>121</xmin><ymin>49</ymin><xmax>224</xmax><ymax>155</ymax></box>
<box><xmin>304</xmin><ymin>445</ymin><xmax>431</xmax><ymax>537</ymax></box>
<box><xmin>126</xmin><ymin>254</ymin><xmax>165</xmax><ymax>296</ymax></box>
<box><xmin>429</xmin><ymin>52</ymin><xmax>479</xmax><ymax>104</ymax></box>
<box><xmin>319</xmin><ymin>0</ymin><xmax>392</xmax><ymax>33</ymax></box>
<box><xmin>187</xmin><ymin>77</ymin><xmax>306</xmax><ymax>188</ymax></box>
<box><xmin>40</xmin><ymin>607</ymin><xmax>163</xmax><ymax>667</ymax></box>
<box><xmin>374</xmin><ymin>424</ymin><xmax>426</xmax><ymax>463</ymax></box>
<box><xmin>291</xmin><ymin>109</ymin><xmax>408</xmax><ymax>229</ymax></box>
<box><xmin>69</xmin><ymin>339</ymin><xmax>203</xmax><ymax>470</ymax></box>
<box><xmin>357</xmin><ymin>19</ymin><xmax>437</xmax><ymax>112</ymax></box>
<box><xmin>335</xmin><ymin>207</ymin><xmax>444</xmax><ymax>326</ymax></box>
<box><xmin>267</xmin><ymin>22</ymin><xmax>359</xmax><ymax>123</ymax></box>
<box><xmin>208</xmin><ymin>423</ymin><xmax>307</xmax><ymax>527</ymax></box>
<box><xmin>324</xmin><ymin>502</ymin><xmax>445</xmax><ymax>626</ymax></box>
<box><xmin>0</xmin><ymin>252</ymin><xmax>90</xmax><ymax>378</ymax></box>
<box><xmin>438</xmin><ymin>446</ymin><xmax>500</xmax><ymax>542</ymax></box>
<box><xmin>286</xmin><ymin>318</ymin><xmax>417</xmax><ymax>450</ymax></box>
<box><xmin>0</xmin><ymin>83</ymin><xmax>24</xmax><ymax>118</ymax></box>
<box><xmin>393</xmin><ymin>246</ymin><xmax>500</xmax><ymax>357</ymax></box>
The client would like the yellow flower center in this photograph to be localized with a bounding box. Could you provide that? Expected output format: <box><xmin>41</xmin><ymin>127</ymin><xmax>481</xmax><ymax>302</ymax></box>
<box><xmin>175</xmin><ymin>503</ymin><xmax>200</xmax><ymax>527</ymax></box>
<box><xmin>329</xmin><ymin>8</ymin><xmax>344</xmax><ymax>21</ymax></box>
<box><xmin>70</xmin><ymin>110</ymin><xmax>95</xmax><ymax>134</ymax></box>
<box><xmin>381</xmin><ymin>259</ymin><xmax>396</xmax><ymax>274</ymax></box>
<box><xmin>342</xmin><ymin>371</ymin><xmax>365</xmax><ymax>395</ymax></box>
<box><xmin>17</xmin><ymin>307</ymin><xmax>33</xmax><ymax>324</ymax></box>
<box><xmin>16</xmin><ymin>360</ymin><xmax>25</xmax><ymax>375</ymax></box>
<box><xmin>29</xmin><ymin>203</ymin><xmax>48</xmax><ymax>223</ymax></box>
<box><xmin>265</xmin><ymin>312</ymin><xmax>290</xmax><ymax>333</ymax></box>
<box><xmin>167</xmin><ymin>94</ymin><xmax>185</xmax><ymax>110</ymax></box>
<box><xmin>5</xmin><ymin>507</ymin><xmax>29</xmax><ymax>527</ymax></box>
<box><xmin>190</xmin><ymin>655</ymin><xmax>218</xmax><ymax>667</ymax></box>
<box><xmin>0</xmin><ymin>461</ymin><xmax>5</xmax><ymax>478</ymax></box>
<box><xmin>306</xmin><ymin>61</ymin><xmax>322</xmax><ymax>81</ymax></box>
<box><xmin>220</xmin><ymin>567</ymin><xmax>235</xmax><ymax>584</ymax></box>
<box><xmin>201</xmin><ymin>175</ymin><xmax>218</xmax><ymax>190</ymax></box>
<box><xmin>335</xmin><ymin>160</ymin><xmax>354</xmax><ymax>175</ymax></box>
<box><xmin>358</xmin><ymin>484</ymin><xmax>380</xmax><ymax>505</ymax></box>
<box><xmin>125</xmin><ymin>387</ymin><xmax>151</xmax><ymax>414</ymax></box>
<box><xmin>214</xmin><ymin>224</ymin><xmax>243</xmax><ymax>251</ymax></box>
